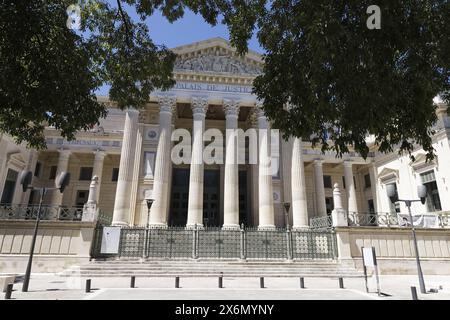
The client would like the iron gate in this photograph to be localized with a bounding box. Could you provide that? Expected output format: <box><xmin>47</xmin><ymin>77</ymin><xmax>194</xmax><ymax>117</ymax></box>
<box><xmin>91</xmin><ymin>226</ymin><xmax>337</xmax><ymax>260</ymax></box>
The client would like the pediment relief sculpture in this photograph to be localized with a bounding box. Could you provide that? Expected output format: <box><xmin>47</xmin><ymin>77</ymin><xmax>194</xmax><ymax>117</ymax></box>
<box><xmin>174</xmin><ymin>54</ymin><xmax>262</xmax><ymax>75</ymax></box>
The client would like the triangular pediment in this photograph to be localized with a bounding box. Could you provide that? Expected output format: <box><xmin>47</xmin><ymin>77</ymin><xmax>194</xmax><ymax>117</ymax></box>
<box><xmin>378</xmin><ymin>167</ymin><xmax>399</xmax><ymax>184</ymax></box>
<box><xmin>172</xmin><ymin>38</ymin><xmax>263</xmax><ymax>76</ymax></box>
<box><xmin>409</xmin><ymin>153</ymin><xmax>438</xmax><ymax>172</ymax></box>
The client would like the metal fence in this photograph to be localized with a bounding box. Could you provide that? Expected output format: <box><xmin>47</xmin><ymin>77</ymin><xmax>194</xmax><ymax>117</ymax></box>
<box><xmin>91</xmin><ymin>225</ymin><xmax>337</xmax><ymax>261</ymax></box>
<box><xmin>310</xmin><ymin>211</ymin><xmax>450</xmax><ymax>229</ymax></box>
<box><xmin>0</xmin><ymin>204</ymin><xmax>83</xmax><ymax>221</ymax></box>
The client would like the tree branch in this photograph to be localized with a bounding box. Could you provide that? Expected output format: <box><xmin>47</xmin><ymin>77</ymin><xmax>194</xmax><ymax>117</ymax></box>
<box><xmin>116</xmin><ymin>0</ymin><xmax>131</xmax><ymax>48</ymax></box>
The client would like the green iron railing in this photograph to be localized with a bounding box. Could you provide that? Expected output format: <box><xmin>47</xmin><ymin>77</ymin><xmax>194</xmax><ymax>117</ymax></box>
<box><xmin>91</xmin><ymin>225</ymin><xmax>338</xmax><ymax>261</ymax></box>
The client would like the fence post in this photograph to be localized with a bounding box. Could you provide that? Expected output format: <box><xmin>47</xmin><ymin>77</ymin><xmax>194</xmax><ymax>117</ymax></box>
<box><xmin>411</xmin><ymin>286</ymin><xmax>418</xmax><ymax>300</ymax></box>
<box><xmin>85</xmin><ymin>279</ymin><xmax>91</xmax><ymax>293</ymax></box>
<box><xmin>4</xmin><ymin>283</ymin><xmax>13</xmax><ymax>299</ymax></box>
<box><xmin>192</xmin><ymin>224</ymin><xmax>198</xmax><ymax>259</ymax></box>
<box><xmin>286</xmin><ymin>228</ymin><xmax>293</xmax><ymax>260</ymax></box>
<box><xmin>143</xmin><ymin>228</ymin><xmax>148</xmax><ymax>259</ymax></box>
<box><xmin>240</xmin><ymin>223</ymin><xmax>246</xmax><ymax>260</ymax></box>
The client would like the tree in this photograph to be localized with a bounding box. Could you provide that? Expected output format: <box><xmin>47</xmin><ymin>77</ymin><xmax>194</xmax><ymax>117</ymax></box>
<box><xmin>251</xmin><ymin>0</ymin><xmax>450</xmax><ymax>159</ymax></box>
<box><xmin>0</xmin><ymin>0</ymin><xmax>177</xmax><ymax>148</ymax></box>
<box><xmin>1</xmin><ymin>0</ymin><xmax>448</xmax><ymax>159</ymax></box>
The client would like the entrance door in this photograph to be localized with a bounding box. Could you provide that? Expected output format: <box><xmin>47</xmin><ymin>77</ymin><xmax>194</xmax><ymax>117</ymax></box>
<box><xmin>1</xmin><ymin>169</ymin><xmax>18</xmax><ymax>204</ymax></box>
<box><xmin>170</xmin><ymin>169</ymin><xmax>190</xmax><ymax>226</ymax></box>
<box><xmin>203</xmin><ymin>170</ymin><xmax>220</xmax><ymax>227</ymax></box>
<box><xmin>75</xmin><ymin>190</ymin><xmax>89</xmax><ymax>207</ymax></box>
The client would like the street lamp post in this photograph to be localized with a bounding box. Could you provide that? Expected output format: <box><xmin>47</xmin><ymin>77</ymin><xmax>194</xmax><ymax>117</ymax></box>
<box><xmin>386</xmin><ymin>184</ymin><xmax>427</xmax><ymax>294</ymax></box>
<box><xmin>283</xmin><ymin>202</ymin><xmax>291</xmax><ymax>230</ymax></box>
<box><xmin>19</xmin><ymin>170</ymin><xmax>70</xmax><ymax>292</ymax></box>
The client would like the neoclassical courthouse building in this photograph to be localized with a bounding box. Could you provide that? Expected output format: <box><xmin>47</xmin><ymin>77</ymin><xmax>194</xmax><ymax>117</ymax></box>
<box><xmin>1</xmin><ymin>38</ymin><xmax>449</xmax><ymax>231</ymax></box>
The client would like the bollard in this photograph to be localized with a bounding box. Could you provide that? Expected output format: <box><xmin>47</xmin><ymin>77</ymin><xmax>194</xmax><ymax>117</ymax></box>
<box><xmin>175</xmin><ymin>277</ymin><xmax>180</xmax><ymax>288</ymax></box>
<box><xmin>4</xmin><ymin>283</ymin><xmax>13</xmax><ymax>300</ymax></box>
<box><xmin>411</xmin><ymin>286</ymin><xmax>418</xmax><ymax>300</ymax></box>
<box><xmin>260</xmin><ymin>277</ymin><xmax>264</xmax><ymax>289</ymax></box>
<box><xmin>85</xmin><ymin>279</ymin><xmax>91</xmax><ymax>293</ymax></box>
<box><xmin>339</xmin><ymin>277</ymin><xmax>344</xmax><ymax>289</ymax></box>
<box><xmin>300</xmin><ymin>277</ymin><xmax>305</xmax><ymax>289</ymax></box>
<box><xmin>130</xmin><ymin>276</ymin><xmax>136</xmax><ymax>288</ymax></box>
<box><xmin>218</xmin><ymin>273</ymin><xmax>223</xmax><ymax>288</ymax></box>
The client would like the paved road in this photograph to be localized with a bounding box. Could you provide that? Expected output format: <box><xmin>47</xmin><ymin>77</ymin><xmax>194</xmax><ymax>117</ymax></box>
<box><xmin>3</xmin><ymin>274</ymin><xmax>450</xmax><ymax>300</ymax></box>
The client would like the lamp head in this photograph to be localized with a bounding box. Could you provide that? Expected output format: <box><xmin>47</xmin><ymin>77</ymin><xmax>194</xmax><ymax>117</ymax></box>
<box><xmin>146</xmin><ymin>198</ymin><xmax>154</xmax><ymax>210</ymax></box>
<box><xmin>283</xmin><ymin>202</ymin><xmax>291</xmax><ymax>213</ymax></box>
<box><xmin>20</xmin><ymin>170</ymin><xmax>33</xmax><ymax>192</ymax></box>
<box><xmin>56</xmin><ymin>172</ymin><xmax>70</xmax><ymax>193</ymax></box>
<box><xmin>386</xmin><ymin>184</ymin><xmax>398</xmax><ymax>204</ymax></box>
<box><xmin>417</xmin><ymin>185</ymin><xmax>427</xmax><ymax>205</ymax></box>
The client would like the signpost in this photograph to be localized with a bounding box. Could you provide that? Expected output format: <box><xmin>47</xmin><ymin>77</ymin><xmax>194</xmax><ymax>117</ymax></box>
<box><xmin>361</xmin><ymin>246</ymin><xmax>381</xmax><ymax>296</ymax></box>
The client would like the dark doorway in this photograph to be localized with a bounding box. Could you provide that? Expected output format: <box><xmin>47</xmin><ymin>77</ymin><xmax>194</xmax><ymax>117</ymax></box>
<box><xmin>239</xmin><ymin>170</ymin><xmax>248</xmax><ymax>225</ymax></box>
<box><xmin>75</xmin><ymin>190</ymin><xmax>89</xmax><ymax>207</ymax></box>
<box><xmin>203</xmin><ymin>170</ymin><xmax>220</xmax><ymax>227</ymax></box>
<box><xmin>169</xmin><ymin>168</ymin><xmax>190</xmax><ymax>226</ymax></box>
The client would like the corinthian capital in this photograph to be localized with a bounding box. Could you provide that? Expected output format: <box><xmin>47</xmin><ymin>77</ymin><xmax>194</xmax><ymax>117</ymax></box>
<box><xmin>223</xmin><ymin>98</ymin><xmax>240</xmax><ymax>117</ymax></box>
<box><xmin>255</xmin><ymin>100</ymin><xmax>266</xmax><ymax>119</ymax></box>
<box><xmin>191</xmin><ymin>96</ymin><xmax>209</xmax><ymax>115</ymax></box>
<box><xmin>157</xmin><ymin>95</ymin><xmax>177</xmax><ymax>114</ymax></box>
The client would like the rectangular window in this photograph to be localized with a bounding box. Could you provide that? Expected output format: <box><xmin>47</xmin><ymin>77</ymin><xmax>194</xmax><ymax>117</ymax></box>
<box><xmin>112</xmin><ymin>168</ymin><xmax>119</xmax><ymax>182</ymax></box>
<box><xmin>34</xmin><ymin>162</ymin><xmax>42</xmax><ymax>177</ymax></box>
<box><xmin>1</xmin><ymin>169</ymin><xmax>18</xmax><ymax>204</ymax></box>
<box><xmin>342</xmin><ymin>176</ymin><xmax>346</xmax><ymax>189</ymax></box>
<box><xmin>364</xmin><ymin>174</ymin><xmax>371</xmax><ymax>188</ymax></box>
<box><xmin>368</xmin><ymin>199</ymin><xmax>375</xmax><ymax>214</ymax></box>
<box><xmin>323</xmin><ymin>175</ymin><xmax>332</xmax><ymax>189</ymax></box>
<box><xmin>49</xmin><ymin>166</ymin><xmax>57</xmax><ymax>180</ymax></box>
<box><xmin>387</xmin><ymin>183</ymin><xmax>400</xmax><ymax>213</ymax></box>
<box><xmin>79</xmin><ymin>167</ymin><xmax>93</xmax><ymax>181</ymax></box>
<box><xmin>420</xmin><ymin>170</ymin><xmax>442</xmax><ymax>212</ymax></box>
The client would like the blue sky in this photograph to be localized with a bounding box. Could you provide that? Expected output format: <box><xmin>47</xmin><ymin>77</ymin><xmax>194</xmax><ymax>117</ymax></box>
<box><xmin>96</xmin><ymin>6</ymin><xmax>262</xmax><ymax>96</ymax></box>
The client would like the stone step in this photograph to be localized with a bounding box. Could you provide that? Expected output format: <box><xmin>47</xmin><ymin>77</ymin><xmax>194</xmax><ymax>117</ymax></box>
<box><xmin>60</xmin><ymin>273</ymin><xmax>362</xmax><ymax>278</ymax></box>
<box><xmin>59</xmin><ymin>258</ymin><xmax>361</xmax><ymax>278</ymax></box>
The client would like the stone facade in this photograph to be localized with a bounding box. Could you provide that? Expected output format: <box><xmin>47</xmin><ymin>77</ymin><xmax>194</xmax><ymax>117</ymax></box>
<box><xmin>0</xmin><ymin>37</ymin><xmax>449</xmax><ymax>230</ymax></box>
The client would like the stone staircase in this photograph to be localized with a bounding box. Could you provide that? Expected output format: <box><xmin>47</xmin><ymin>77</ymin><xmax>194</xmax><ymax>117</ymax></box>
<box><xmin>59</xmin><ymin>259</ymin><xmax>362</xmax><ymax>278</ymax></box>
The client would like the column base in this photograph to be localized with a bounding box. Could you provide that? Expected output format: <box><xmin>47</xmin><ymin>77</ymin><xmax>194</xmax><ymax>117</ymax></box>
<box><xmin>111</xmin><ymin>221</ymin><xmax>128</xmax><ymax>227</ymax></box>
<box><xmin>257</xmin><ymin>225</ymin><xmax>276</xmax><ymax>231</ymax></box>
<box><xmin>148</xmin><ymin>223</ymin><xmax>168</xmax><ymax>229</ymax></box>
<box><xmin>222</xmin><ymin>224</ymin><xmax>240</xmax><ymax>231</ymax></box>
<box><xmin>185</xmin><ymin>224</ymin><xmax>204</xmax><ymax>230</ymax></box>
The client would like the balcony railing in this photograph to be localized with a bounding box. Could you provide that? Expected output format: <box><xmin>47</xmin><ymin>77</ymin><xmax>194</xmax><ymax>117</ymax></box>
<box><xmin>309</xmin><ymin>215</ymin><xmax>333</xmax><ymax>230</ymax></box>
<box><xmin>0</xmin><ymin>204</ymin><xmax>83</xmax><ymax>221</ymax></box>
<box><xmin>310</xmin><ymin>211</ymin><xmax>450</xmax><ymax>229</ymax></box>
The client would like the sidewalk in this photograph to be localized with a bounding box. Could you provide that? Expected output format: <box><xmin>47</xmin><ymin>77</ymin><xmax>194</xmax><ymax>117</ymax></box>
<box><xmin>3</xmin><ymin>274</ymin><xmax>450</xmax><ymax>300</ymax></box>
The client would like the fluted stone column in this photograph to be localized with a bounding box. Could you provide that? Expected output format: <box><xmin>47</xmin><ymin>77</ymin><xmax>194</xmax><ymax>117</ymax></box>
<box><xmin>186</xmin><ymin>97</ymin><xmax>208</xmax><ymax>228</ymax></box>
<box><xmin>112</xmin><ymin>109</ymin><xmax>139</xmax><ymax>226</ymax></box>
<box><xmin>50</xmin><ymin>149</ymin><xmax>71</xmax><ymax>207</ymax></box>
<box><xmin>291</xmin><ymin>138</ymin><xmax>309</xmax><ymax>229</ymax></box>
<box><xmin>256</xmin><ymin>105</ymin><xmax>275</xmax><ymax>229</ymax></box>
<box><xmin>313</xmin><ymin>159</ymin><xmax>327</xmax><ymax>217</ymax></box>
<box><xmin>344</xmin><ymin>161</ymin><xmax>358</xmax><ymax>214</ymax></box>
<box><xmin>223</xmin><ymin>98</ymin><xmax>240</xmax><ymax>229</ymax></box>
<box><xmin>92</xmin><ymin>150</ymin><xmax>106</xmax><ymax>203</ymax></box>
<box><xmin>149</xmin><ymin>96</ymin><xmax>176</xmax><ymax>228</ymax></box>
